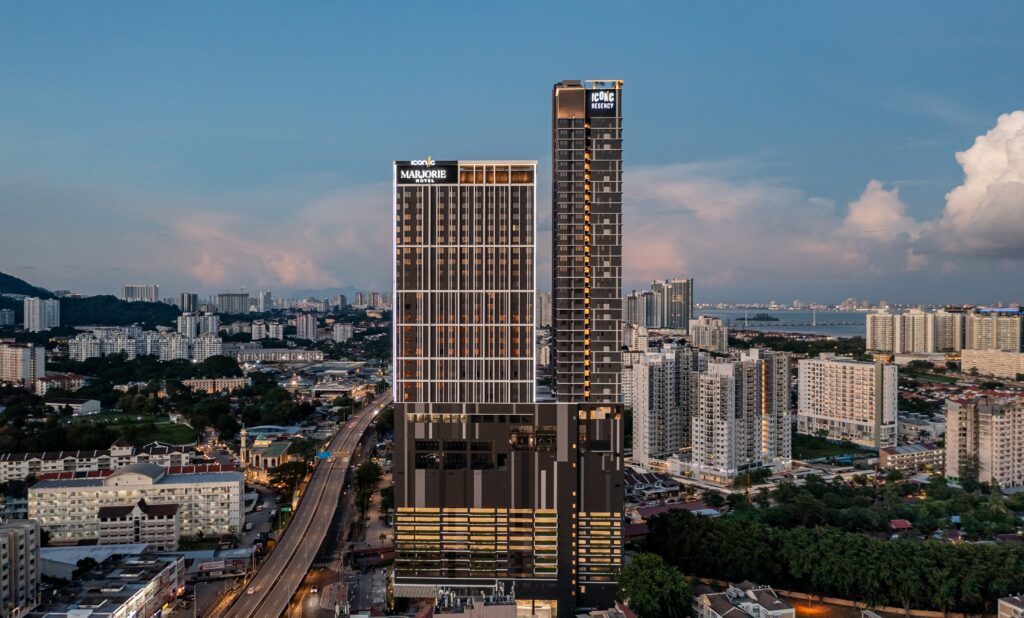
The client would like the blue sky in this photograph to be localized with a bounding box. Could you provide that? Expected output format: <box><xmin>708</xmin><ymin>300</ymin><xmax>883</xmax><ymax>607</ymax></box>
<box><xmin>1</xmin><ymin>2</ymin><xmax>1023</xmax><ymax>303</ymax></box>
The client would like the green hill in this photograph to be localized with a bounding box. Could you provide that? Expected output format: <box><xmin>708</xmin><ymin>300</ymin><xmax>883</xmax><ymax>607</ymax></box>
<box><xmin>61</xmin><ymin>295</ymin><xmax>179</xmax><ymax>328</ymax></box>
<box><xmin>0</xmin><ymin>272</ymin><xmax>53</xmax><ymax>298</ymax></box>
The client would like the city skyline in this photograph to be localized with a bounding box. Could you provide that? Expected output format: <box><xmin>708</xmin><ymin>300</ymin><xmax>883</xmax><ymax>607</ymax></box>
<box><xmin>2</xmin><ymin>4</ymin><xmax>1023</xmax><ymax>304</ymax></box>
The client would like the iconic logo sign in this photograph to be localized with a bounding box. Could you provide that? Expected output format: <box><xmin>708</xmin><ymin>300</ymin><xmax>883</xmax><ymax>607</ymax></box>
<box><xmin>587</xmin><ymin>89</ymin><xmax>618</xmax><ymax>117</ymax></box>
<box><xmin>396</xmin><ymin>159</ymin><xmax>459</xmax><ymax>185</ymax></box>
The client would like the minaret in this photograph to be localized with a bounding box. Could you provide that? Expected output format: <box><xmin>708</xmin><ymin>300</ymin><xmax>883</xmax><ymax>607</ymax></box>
<box><xmin>239</xmin><ymin>426</ymin><xmax>248</xmax><ymax>471</ymax></box>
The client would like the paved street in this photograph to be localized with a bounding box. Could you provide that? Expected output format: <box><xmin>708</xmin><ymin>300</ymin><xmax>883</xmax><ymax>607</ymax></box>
<box><xmin>224</xmin><ymin>393</ymin><xmax>391</xmax><ymax>618</ymax></box>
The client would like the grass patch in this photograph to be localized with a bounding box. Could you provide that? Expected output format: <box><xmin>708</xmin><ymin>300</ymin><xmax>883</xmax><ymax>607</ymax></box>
<box><xmin>792</xmin><ymin>433</ymin><xmax>867</xmax><ymax>460</ymax></box>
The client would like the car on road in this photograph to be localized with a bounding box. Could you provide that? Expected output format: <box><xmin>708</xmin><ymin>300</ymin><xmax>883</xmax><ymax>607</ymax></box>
<box><xmin>247</xmin><ymin>586</ymin><xmax>256</xmax><ymax>595</ymax></box>
<box><xmin>310</xmin><ymin>586</ymin><xmax>319</xmax><ymax>593</ymax></box>
<box><xmin>244</xmin><ymin>522</ymin><xmax>254</xmax><ymax>531</ymax></box>
<box><xmin>256</xmin><ymin>504</ymin><xmax>264</xmax><ymax>511</ymax></box>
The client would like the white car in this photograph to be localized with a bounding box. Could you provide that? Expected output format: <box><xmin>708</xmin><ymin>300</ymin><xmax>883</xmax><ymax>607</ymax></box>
<box><xmin>247</xmin><ymin>586</ymin><xmax>256</xmax><ymax>595</ymax></box>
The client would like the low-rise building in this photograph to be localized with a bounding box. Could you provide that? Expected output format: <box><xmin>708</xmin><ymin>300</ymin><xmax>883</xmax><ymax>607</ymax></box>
<box><xmin>240</xmin><ymin>431</ymin><xmax>297</xmax><ymax>483</ymax></box>
<box><xmin>0</xmin><ymin>440</ymin><xmax>196</xmax><ymax>483</ymax></box>
<box><xmin>0</xmin><ymin>520</ymin><xmax>40</xmax><ymax>618</ymax></box>
<box><xmin>44</xmin><ymin>398</ymin><xmax>101</xmax><ymax>416</ymax></box>
<box><xmin>27</xmin><ymin>553</ymin><xmax>184</xmax><ymax>618</ymax></box>
<box><xmin>98</xmin><ymin>499</ymin><xmax>180</xmax><ymax>551</ymax></box>
<box><xmin>28</xmin><ymin>463</ymin><xmax>244</xmax><ymax>544</ymax></box>
<box><xmin>897</xmin><ymin>412</ymin><xmax>946</xmax><ymax>444</ymax></box>
<box><xmin>879</xmin><ymin>443</ymin><xmax>945</xmax><ymax>474</ymax></box>
<box><xmin>694</xmin><ymin>582</ymin><xmax>794</xmax><ymax>618</ymax></box>
<box><xmin>233</xmin><ymin>348</ymin><xmax>324</xmax><ymax>363</ymax></box>
<box><xmin>961</xmin><ymin>349</ymin><xmax>1024</xmax><ymax>380</ymax></box>
<box><xmin>180</xmin><ymin>376</ymin><xmax>251</xmax><ymax>394</ymax></box>
<box><xmin>999</xmin><ymin>596</ymin><xmax>1024</xmax><ymax>618</ymax></box>
<box><xmin>33</xmin><ymin>373</ymin><xmax>86</xmax><ymax>397</ymax></box>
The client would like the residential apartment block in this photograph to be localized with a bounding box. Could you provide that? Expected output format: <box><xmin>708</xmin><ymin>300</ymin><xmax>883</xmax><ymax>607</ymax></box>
<box><xmin>623</xmin><ymin>344</ymin><xmax>706</xmax><ymax>467</ymax></box>
<box><xmin>0</xmin><ymin>440</ymin><xmax>195</xmax><ymax>483</ymax></box>
<box><xmin>0</xmin><ymin>520</ymin><xmax>40</xmax><ymax>618</ymax></box>
<box><xmin>97</xmin><ymin>499</ymin><xmax>180</xmax><ymax>551</ymax></box>
<box><xmin>28</xmin><ymin>463</ymin><xmax>244</xmax><ymax>544</ymax></box>
<box><xmin>690</xmin><ymin>349</ymin><xmax>791</xmax><ymax>484</ymax></box>
<box><xmin>961</xmin><ymin>349</ymin><xmax>1024</xmax><ymax>380</ymax></box>
<box><xmin>797</xmin><ymin>355</ymin><xmax>898</xmax><ymax>448</ymax></box>
<box><xmin>0</xmin><ymin>342</ymin><xmax>45</xmax><ymax>390</ymax></box>
<box><xmin>688</xmin><ymin>316</ymin><xmax>728</xmax><ymax>353</ymax></box>
<box><xmin>865</xmin><ymin>308</ymin><xmax>964</xmax><ymax>353</ymax></box>
<box><xmin>23</xmin><ymin>298</ymin><xmax>60</xmax><ymax>333</ymax></box>
<box><xmin>965</xmin><ymin>309</ymin><xmax>1024</xmax><ymax>352</ymax></box>
<box><xmin>945</xmin><ymin>396</ymin><xmax>1024</xmax><ymax>487</ymax></box>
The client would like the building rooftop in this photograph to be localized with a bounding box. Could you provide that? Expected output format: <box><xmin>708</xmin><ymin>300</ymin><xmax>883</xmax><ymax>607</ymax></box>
<box><xmin>32</xmin><ymin>469</ymin><xmax>242</xmax><ymax>490</ymax></box>
<box><xmin>98</xmin><ymin>499</ymin><xmax>179</xmax><ymax>519</ymax></box>
<box><xmin>880</xmin><ymin>443</ymin><xmax>942</xmax><ymax>456</ymax></box>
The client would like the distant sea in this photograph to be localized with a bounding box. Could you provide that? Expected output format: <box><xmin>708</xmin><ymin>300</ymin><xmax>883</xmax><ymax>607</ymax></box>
<box><xmin>699</xmin><ymin>309</ymin><xmax>867</xmax><ymax>338</ymax></box>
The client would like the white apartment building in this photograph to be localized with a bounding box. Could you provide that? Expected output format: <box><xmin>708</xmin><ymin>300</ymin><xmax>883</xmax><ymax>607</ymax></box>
<box><xmin>537</xmin><ymin>291</ymin><xmax>553</xmax><ymax>328</ymax></box>
<box><xmin>176</xmin><ymin>312</ymin><xmax>198</xmax><ymax>339</ymax></box>
<box><xmin>0</xmin><ymin>520</ymin><xmax>40</xmax><ymax>618</ymax></box>
<box><xmin>689</xmin><ymin>316</ymin><xmax>729</xmax><ymax>354</ymax></box>
<box><xmin>623</xmin><ymin>323</ymin><xmax>649</xmax><ymax>353</ymax></box>
<box><xmin>23</xmin><ymin>298</ymin><xmax>59</xmax><ymax>333</ymax></box>
<box><xmin>102</xmin><ymin>333</ymin><xmax>137</xmax><ymax>359</ymax></box>
<box><xmin>181</xmin><ymin>376</ymin><xmax>250</xmax><ymax>394</ymax></box>
<box><xmin>690</xmin><ymin>349</ymin><xmax>791</xmax><ymax>484</ymax></box>
<box><xmin>67</xmin><ymin>333</ymin><xmax>101</xmax><ymax>361</ymax></box>
<box><xmin>233</xmin><ymin>348</ymin><xmax>324</xmax><ymax>363</ymax></box>
<box><xmin>0</xmin><ymin>441</ymin><xmax>195</xmax><ymax>483</ymax></box>
<box><xmin>966</xmin><ymin>310</ymin><xmax>1024</xmax><ymax>352</ymax></box>
<box><xmin>866</xmin><ymin>309</ymin><xmax>965</xmax><ymax>353</ymax></box>
<box><xmin>797</xmin><ymin>355</ymin><xmax>898</xmax><ymax>448</ymax></box>
<box><xmin>199</xmin><ymin>312</ymin><xmax>220</xmax><ymax>336</ymax></box>
<box><xmin>158</xmin><ymin>333</ymin><xmax>191</xmax><ymax>361</ymax></box>
<box><xmin>190</xmin><ymin>332</ymin><xmax>223</xmax><ymax>362</ymax></box>
<box><xmin>121</xmin><ymin>284</ymin><xmax>160</xmax><ymax>303</ymax></box>
<box><xmin>98</xmin><ymin>499</ymin><xmax>180</xmax><ymax>551</ymax></box>
<box><xmin>251</xmin><ymin>320</ymin><xmax>267</xmax><ymax>340</ymax></box>
<box><xmin>256</xmin><ymin>290</ymin><xmax>273</xmax><ymax>313</ymax></box>
<box><xmin>333</xmin><ymin>322</ymin><xmax>354</xmax><ymax>343</ymax></box>
<box><xmin>0</xmin><ymin>342</ymin><xmax>46</xmax><ymax>389</ymax></box>
<box><xmin>29</xmin><ymin>463</ymin><xmax>244</xmax><ymax>544</ymax></box>
<box><xmin>946</xmin><ymin>396</ymin><xmax>1024</xmax><ymax>487</ymax></box>
<box><xmin>296</xmin><ymin>313</ymin><xmax>319</xmax><ymax>342</ymax></box>
<box><xmin>268</xmin><ymin>322</ymin><xmax>285</xmax><ymax>340</ymax></box>
<box><xmin>961</xmin><ymin>349</ymin><xmax>1024</xmax><ymax>380</ymax></box>
<box><xmin>624</xmin><ymin>345</ymin><xmax>706</xmax><ymax>468</ymax></box>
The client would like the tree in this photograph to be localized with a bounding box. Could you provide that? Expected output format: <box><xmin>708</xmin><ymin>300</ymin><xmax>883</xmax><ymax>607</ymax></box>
<box><xmin>356</xmin><ymin>460</ymin><xmax>382</xmax><ymax>489</ymax></box>
<box><xmin>269</xmin><ymin>461</ymin><xmax>311</xmax><ymax>495</ymax></box>
<box><xmin>619</xmin><ymin>552</ymin><xmax>690</xmax><ymax>618</ymax></box>
<box><xmin>703</xmin><ymin>490</ymin><xmax>725</xmax><ymax>509</ymax></box>
<box><xmin>74</xmin><ymin>557</ymin><xmax>98</xmax><ymax>579</ymax></box>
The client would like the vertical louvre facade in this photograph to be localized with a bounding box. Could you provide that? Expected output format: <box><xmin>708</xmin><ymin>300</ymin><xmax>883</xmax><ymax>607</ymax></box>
<box><xmin>552</xmin><ymin>80</ymin><xmax>624</xmax><ymax>404</ymax></box>
<box><xmin>394</xmin><ymin>161</ymin><xmax>536</xmax><ymax>405</ymax></box>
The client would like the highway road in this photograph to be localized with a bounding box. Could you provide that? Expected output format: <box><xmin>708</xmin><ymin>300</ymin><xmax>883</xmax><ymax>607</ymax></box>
<box><xmin>224</xmin><ymin>393</ymin><xmax>392</xmax><ymax>618</ymax></box>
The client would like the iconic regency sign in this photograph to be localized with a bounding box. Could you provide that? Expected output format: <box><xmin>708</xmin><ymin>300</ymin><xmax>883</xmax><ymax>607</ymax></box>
<box><xmin>586</xmin><ymin>89</ymin><xmax>618</xmax><ymax>117</ymax></box>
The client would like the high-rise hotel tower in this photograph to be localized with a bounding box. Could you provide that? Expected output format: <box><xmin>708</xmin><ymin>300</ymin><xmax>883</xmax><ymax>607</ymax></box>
<box><xmin>552</xmin><ymin>80</ymin><xmax>624</xmax><ymax>404</ymax></box>
<box><xmin>392</xmin><ymin>82</ymin><xmax>623</xmax><ymax>616</ymax></box>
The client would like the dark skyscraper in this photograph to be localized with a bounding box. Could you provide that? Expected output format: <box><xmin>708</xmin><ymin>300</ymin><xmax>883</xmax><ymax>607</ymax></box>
<box><xmin>552</xmin><ymin>80</ymin><xmax>624</xmax><ymax>404</ymax></box>
<box><xmin>391</xmin><ymin>82</ymin><xmax>624</xmax><ymax>615</ymax></box>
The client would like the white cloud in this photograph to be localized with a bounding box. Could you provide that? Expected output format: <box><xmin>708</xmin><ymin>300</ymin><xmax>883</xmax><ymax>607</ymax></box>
<box><xmin>841</xmin><ymin>180</ymin><xmax>918</xmax><ymax>242</ymax></box>
<box><xmin>622</xmin><ymin>163</ymin><xmax>909</xmax><ymax>293</ymax></box>
<box><xmin>936</xmin><ymin>110</ymin><xmax>1024</xmax><ymax>258</ymax></box>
